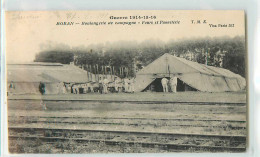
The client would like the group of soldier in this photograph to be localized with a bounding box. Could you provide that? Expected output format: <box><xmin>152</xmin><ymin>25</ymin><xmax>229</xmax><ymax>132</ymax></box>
<box><xmin>161</xmin><ymin>76</ymin><xmax>178</xmax><ymax>93</ymax></box>
<box><xmin>99</xmin><ymin>77</ymin><xmax>135</xmax><ymax>94</ymax></box>
<box><xmin>38</xmin><ymin>76</ymin><xmax>178</xmax><ymax>95</ymax></box>
<box><xmin>69</xmin><ymin>76</ymin><xmax>135</xmax><ymax>94</ymax></box>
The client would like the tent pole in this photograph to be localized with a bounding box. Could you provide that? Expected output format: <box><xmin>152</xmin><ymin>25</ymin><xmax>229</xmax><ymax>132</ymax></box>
<box><xmin>165</xmin><ymin>55</ymin><xmax>169</xmax><ymax>77</ymax></box>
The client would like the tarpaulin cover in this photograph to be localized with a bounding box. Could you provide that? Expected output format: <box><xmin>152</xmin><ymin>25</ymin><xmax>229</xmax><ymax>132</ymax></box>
<box><xmin>7</xmin><ymin>63</ymin><xmax>119</xmax><ymax>94</ymax></box>
<box><xmin>134</xmin><ymin>53</ymin><xmax>246</xmax><ymax>92</ymax></box>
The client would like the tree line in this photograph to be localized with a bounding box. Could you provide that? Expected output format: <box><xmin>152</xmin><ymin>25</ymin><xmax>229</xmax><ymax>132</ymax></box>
<box><xmin>34</xmin><ymin>36</ymin><xmax>246</xmax><ymax>77</ymax></box>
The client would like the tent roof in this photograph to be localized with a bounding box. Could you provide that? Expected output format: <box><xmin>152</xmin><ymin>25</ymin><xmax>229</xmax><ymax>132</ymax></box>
<box><xmin>7</xmin><ymin>63</ymin><xmax>118</xmax><ymax>83</ymax></box>
<box><xmin>137</xmin><ymin>53</ymin><xmax>244</xmax><ymax>79</ymax></box>
<box><xmin>175</xmin><ymin>57</ymin><xmax>243</xmax><ymax>78</ymax></box>
<box><xmin>135</xmin><ymin>53</ymin><xmax>246</xmax><ymax>92</ymax></box>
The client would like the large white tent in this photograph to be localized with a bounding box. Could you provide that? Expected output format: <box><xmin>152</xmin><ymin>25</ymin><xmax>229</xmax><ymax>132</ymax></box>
<box><xmin>134</xmin><ymin>53</ymin><xmax>246</xmax><ymax>92</ymax></box>
<box><xmin>7</xmin><ymin>63</ymin><xmax>118</xmax><ymax>94</ymax></box>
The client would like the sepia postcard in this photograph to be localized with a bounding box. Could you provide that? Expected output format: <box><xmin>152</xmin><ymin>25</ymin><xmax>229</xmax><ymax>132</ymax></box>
<box><xmin>5</xmin><ymin>10</ymin><xmax>247</xmax><ymax>153</ymax></box>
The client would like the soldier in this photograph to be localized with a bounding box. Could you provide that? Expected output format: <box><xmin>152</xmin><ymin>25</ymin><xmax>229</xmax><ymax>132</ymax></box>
<box><xmin>128</xmin><ymin>78</ymin><xmax>135</xmax><ymax>93</ymax></box>
<box><xmin>169</xmin><ymin>76</ymin><xmax>178</xmax><ymax>93</ymax></box>
<box><xmin>103</xmin><ymin>78</ymin><xmax>109</xmax><ymax>94</ymax></box>
<box><xmin>83</xmin><ymin>83</ymin><xmax>88</xmax><ymax>94</ymax></box>
<box><xmin>86</xmin><ymin>82</ymin><xmax>93</xmax><ymax>93</ymax></box>
<box><xmin>90</xmin><ymin>84</ymin><xmax>94</xmax><ymax>93</ymax></box>
<box><xmin>161</xmin><ymin>77</ymin><xmax>168</xmax><ymax>92</ymax></box>
<box><xmin>114</xmin><ymin>77</ymin><xmax>120</xmax><ymax>92</ymax></box>
<box><xmin>72</xmin><ymin>84</ymin><xmax>78</xmax><ymax>94</ymax></box>
<box><xmin>123</xmin><ymin>78</ymin><xmax>129</xmax><ymax>93</ymax></box>
<box><xmin>68</xmin><ymin>83</ymin><xmax>72</xmax><ymax>93</ymax></box>
<box><xmin>98</xmin><ymin>79</ymin><xmax>103</xmax><ymax>94</ymax></box>
<box><xmin>39</xmin><ymin>82</ymin><xmax>45</xmax><ymax>95</ymax></box>
<box><xmin>72</xmin><ymin>85</ymin><xmax>75</xmax><ymax>94</ymax></box>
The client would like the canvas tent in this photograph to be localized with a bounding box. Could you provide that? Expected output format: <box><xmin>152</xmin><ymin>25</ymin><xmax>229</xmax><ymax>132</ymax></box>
<box><xmin>134</xmin><ymin>53</ymin><xmax>246</xmax><ymax>92</ymax></box>
<box><xmin>7</xmin><ymin>63</ymin><xmax>119</xmax><ymax>94</ymax></box>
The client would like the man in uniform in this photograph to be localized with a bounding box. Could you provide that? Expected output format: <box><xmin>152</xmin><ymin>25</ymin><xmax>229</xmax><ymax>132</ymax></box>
<box><xmin>128</xmin><ymin>78</ymin><xmax>135</xmax><ymax>93</ymax></box>
<box><xmin>87</xmin><ymin>82</ymin><xmax>94</xmax><ymax>93</ymax></box>
<box><xmin>169</xmin><ymin>76</ymin><xmax>178</xmax><ymax>93</ymax></box>
<box><xmin>72</xmin><ymin>84</ymin><xmax>77</xmax><ymax>94</ymax></box>
<box><xmin>114</xmin><ymin>77</ymin><xmax>120</xmax><ymax>92</ymax></box>
<box><xmin>39</xmin><ymin>82</ymin><xmax>45</xmax><ymax>95</ymax></box>
<box><xmin>123</xmin><ymin>78</ymin><xmax>129</xmax><ymax>93</ymax></box>
<box><xmin>103</xmin><ymin>78</ymin><xmax>109</xmax><ymax>94</ymax></box>
<box><xmin>161</xmin><ymin>77</ymin><xmax>168</xmax><ymax>92</ymax></box>
<box><xmin>98</xmin><ymin>78</ymin><xmax>103</xmax><ymax>94</ymax></box>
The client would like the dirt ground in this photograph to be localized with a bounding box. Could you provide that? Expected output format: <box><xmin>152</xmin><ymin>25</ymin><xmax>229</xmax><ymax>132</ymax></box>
<box><xmin>8</xmin><ymin>97</ymin><xmax>247</xmax><ymax>136</ymax></box>
<box><xmin>7</xmin><ymin>91</ymin><xmax>247</xmax><ymax>153</ymax></box>
<box><xmin>7</xmin><ymin>91</ymin><xmax>247</xmax><ymax>103</ymax></box>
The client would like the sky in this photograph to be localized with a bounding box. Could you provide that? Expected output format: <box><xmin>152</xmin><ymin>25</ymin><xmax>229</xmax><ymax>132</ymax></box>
<box><xmin>5</xmin><ymin>10</ymin><xmax>245</xmax><ymax>63</ymax></box>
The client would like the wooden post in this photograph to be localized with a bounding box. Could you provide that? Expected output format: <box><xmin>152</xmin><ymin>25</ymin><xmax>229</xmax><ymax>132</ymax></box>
<box><xmin>110</xmin><ymin>66</ymin><xmax>112</xmax><ymax>80</ymax></box>
<box><xmin>96</xmin><ymin>64</ymin><xmax>99</xmax><ymax>81</ymax></box>
<box><xmin>113</xmin><ymin>66</ymin><xmax>115</xmax><ymax>75</ymax></box>
<box><xmin>87</xmin><ymin>65</ymin><xmax>90</xmax><ymax>81</ymax></box>
<box><xmin>102</xmin><ymin>66</ymin><xmax>105</xmax><ymax>80</ymax></box>
<box><xmin>105</xmin><ymin>66</ymin><xmax>107</xmax><ymax>78</ymax></box>
<box><xmin>126</xmin><ymin>67</ymin><xmax>128</xmax><ymax>78</ymax></box>
<box><xmin>133</xmin><ymin>58</ymin><xmax>136</xmax><ymax>78</ymax></box>
<box><xmin>90</xmin><ymin>65</ymin><xmax>92</xmax><ymax>81</ymax></box>
<box><xmin>94</xmin><ymin>67</ymin><xmax>96</xmax><ymax>81</ymax></box>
